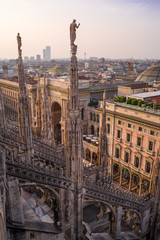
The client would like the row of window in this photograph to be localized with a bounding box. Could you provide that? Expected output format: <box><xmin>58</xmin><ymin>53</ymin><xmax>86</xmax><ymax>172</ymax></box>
<box><xmin>115</xmin><ymin>147</ymin><xmax>151</xmax><ymax>173</ymax></box>
<box><xmin>2</xmin><ymin>89</ymin><xmax>17</xmax><ymax>98</ymax></box>
<box><xmin>90</xmin><ymin>112</ymin><xmax>99</xmax><ymax>123</ymax></box>
<box><xmin>116</xmin><ymin>129</ymin><xmax>154</xmax><ymax>151</ymax></box>
<box><xmin>90</xmin><ymin>125</ymin><xmax>99</xmax><ymax>136</ymax></box>
<box><xmin>118</xmin><ymin>120</ymin><xmax>156</xmax><ymax>136</ymax></box>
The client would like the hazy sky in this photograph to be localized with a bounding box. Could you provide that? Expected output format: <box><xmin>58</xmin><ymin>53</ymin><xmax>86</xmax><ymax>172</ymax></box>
<box><xmin>0</xmin><ymin>0</ymin><xmax>160</xmax><ymax>59</ymax></box>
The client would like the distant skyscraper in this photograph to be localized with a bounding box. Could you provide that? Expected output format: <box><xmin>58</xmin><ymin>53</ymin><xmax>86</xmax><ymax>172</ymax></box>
<box><xmin>45</xmin><ymin>46</ymin><xmax>51</xmax><ymax>61</ymax></box>
<box><xmin>30</xmin><ymin>56</ymin><xmax>35</xmax><ymax>62</ymax></box>
<box><xmin>43</xmin><ymin>49</ymin><xmax>46</xmax><ymax>61</ymax></box>
<box><xmin>43</xmin><ymin>46</ymin><xmax>51</xmax><ymax>61</ymax></box>
<box><xmin>24</xmin><ymin>56</ymin><xmax>29</xmax><ymax>62</ymax></box>
<box><xmin>36</xmin><ymin>55</ymin><xmax>41</xmax><ymax>62</ymax></box>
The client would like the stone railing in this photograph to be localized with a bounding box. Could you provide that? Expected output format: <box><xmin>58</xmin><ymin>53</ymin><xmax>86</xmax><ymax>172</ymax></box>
<box><xmin>84</xmin><ymin>177</ymin><xmax>153</xmax><ymax>212</ymax></box>
<box><xmin>6</xmin><ymin>152</ymin><xmax>73</xmax><ymax>190</ymax></box>
<box><xmin>33</xmin><ymin>139</ymin><xmax>66</xmax><ymax>166</ymax></box>
<box><xmin>84</xmin><ymin>164</ymin><xmax>103</xmax><ymax>175</ymax></box>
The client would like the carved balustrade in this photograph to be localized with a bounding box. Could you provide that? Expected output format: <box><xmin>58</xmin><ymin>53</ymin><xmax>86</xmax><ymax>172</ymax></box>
<box><xmin>83</xmin><ymin>177</ymin><xmax>153</xmax><ymax>212</ymax></box>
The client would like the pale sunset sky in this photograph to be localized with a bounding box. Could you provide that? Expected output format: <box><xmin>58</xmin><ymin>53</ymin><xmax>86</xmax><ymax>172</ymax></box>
<box><xmin>0</xmin><ymin>0</ymin><xmax>160</xmax><ymax>59</ymax></box>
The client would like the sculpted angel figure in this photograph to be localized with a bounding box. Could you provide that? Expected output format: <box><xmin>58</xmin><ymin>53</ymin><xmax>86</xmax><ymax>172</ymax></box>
<box><xmin>70</xmin><ymin>19</ymin><xmax>80</xmax><ymax>45</ymax></box>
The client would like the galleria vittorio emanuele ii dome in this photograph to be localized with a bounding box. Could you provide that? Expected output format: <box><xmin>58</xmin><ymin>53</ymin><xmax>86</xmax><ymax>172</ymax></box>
<box><xmin>135</xmin><ymin>64</ymin><xmax>160</xmax><ymax>83</ymax></box>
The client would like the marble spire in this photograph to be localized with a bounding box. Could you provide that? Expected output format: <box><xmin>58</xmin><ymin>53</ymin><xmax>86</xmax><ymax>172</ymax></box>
<box><xmin>17</xmin><ymin>33</ymin><xmax>32</xmax><ymax>152</ymax></box>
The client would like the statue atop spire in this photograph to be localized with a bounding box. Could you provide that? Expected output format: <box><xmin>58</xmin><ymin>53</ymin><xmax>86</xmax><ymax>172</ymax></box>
<box><xmin>70</xmin><ymin>19</ymin><xmax>80</xmax><ymax>54</ymax></box>
<box><xmin>17</xmin><ymin>33</ymin><xmax>22</xmax><ymax>56</ymax></box>
<box><xmin>66</xmin><ymin>20</ymin><xmax>83</xmax><ymax>239</ymax></box>
<box><xmin>70</xmin><ymin>19</ymin><xmax>80</xmax><ymax>46</ymax></box>
<box><xmin>17</xmin><ymin>33</ymin><xmax>26</xmax><ymax>95</ymax></box>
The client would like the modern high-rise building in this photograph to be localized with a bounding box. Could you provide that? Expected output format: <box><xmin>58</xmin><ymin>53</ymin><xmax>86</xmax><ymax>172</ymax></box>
<box><xmin>30</xmin><ymin>56</ymin><xmax>35</xmax><ymax>62</ymax></box>
<box><xmin>43</xmin><ymin>49</ymin><xmax>46</xmax><ymax>61</ymax></box>
<box><xmin>36</xmin><ymin>54</ymin><xmax>41</xmax><ymax>62</ymax></box>
<box><xmin>43</xmin><ymin>46</ymin><xmax>51</xmax><ymax>61</ymax></box>
<box><xmin>45</xmin><ymin>46</ymin><xmax>51</xmax><ymax>61</ymax></box>
<box><xmin>24</xmin><ymin>56</ymin><xmax>29</xmax><ymax>62</ymax></box>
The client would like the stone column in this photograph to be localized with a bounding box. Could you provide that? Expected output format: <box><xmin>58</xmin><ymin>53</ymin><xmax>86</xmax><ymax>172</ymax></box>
<box><xmin>91</xmin><ymin>151</ymin><xmax>93</xmax><ymax>163</ymax></box>
<box><xmin>59</xmin><ymin>188</ymin><xmax>66</xmax><ymax>229</ymax></box>
<box><xmin>119</xmin><ymin>169</ymin><xmax>122</xmax><ymax>186</ymax></box>
<box><xmin>149</xmin><ymin>180</ymin><xmax>152</xmax><ymax>193</ymax></box>
<box><xmin>129</xmin><ymin>174</ymin><xmax>132</xmax><ymax>192</ymax></box>
<box><xmin>141</xmin><ymin>208</ymin><xmax>150</xmax><ymax>235</ymax></box>
<box><xmin>8</xmin><ymin>177</ymin><xmax>24</xmax><ymax>225</ymax></box>
<box><xmin>114</xmin><ymin>206</ymin><xmax>122</xmax><ymax>239</ymax></box>
<box><xmin>0</xmin><ymin>148</ymin><xmax>6</xmax><ymax>240</ymax></box>
<box><xmin>61</xmin><ymin>129</ymin><xmax>65</xmax><ymax>145</ymax></box>
<box><xmin>139</xmin><ymin>177</ymin><xmax>142</xmax><ymax>196</ymax></box>
<box><xmin>141</xmin><ymin>136</ymin><xmax>144</xmax><ymax>148</ymax></box>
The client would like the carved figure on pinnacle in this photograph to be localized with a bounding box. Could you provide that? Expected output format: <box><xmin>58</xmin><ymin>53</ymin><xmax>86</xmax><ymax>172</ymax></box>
<box><xmin>17</xmin><ymin>33</ymin><xmax>22</xmax><ymax>56</ymax></box>
<box><xmin>70</xmin><ymin>19</ymin><xmax>80</xmax><ymax>47</ymax></box>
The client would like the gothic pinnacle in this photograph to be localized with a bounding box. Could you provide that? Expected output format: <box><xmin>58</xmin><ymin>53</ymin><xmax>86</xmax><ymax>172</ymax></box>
<box><xmin>17</xmin><ymin>33</ymin><xmax>26</xmax><ymax>95</ymax></box>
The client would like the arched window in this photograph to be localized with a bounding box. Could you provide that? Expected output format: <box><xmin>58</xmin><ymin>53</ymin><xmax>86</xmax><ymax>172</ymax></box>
<box><xmin>107</xmin><ymin>124</ymin><xmax>110</xmax><ymax>134</ymax></box>
<box><xmin>134</xmin><ymin>156</ymin><xmax>139</xmax><ymax>168</ymax></box>
<box><xmin>81</xmin><ymin>108</ymin><xmax>84</xmax><ymax>120</ymax></box>
<box><xmin>142</xmin><ymin>179</ymin><xmax>150</xmax><ymax>193</ymax></box>
<box><xmin>92</xmin><ymin>152</ymin><xmax>98</xmax><ymax>163</ymax></box>
<box><xmin>97</xmin><ymin>127</ymin><xmax>99</xmax><ymax>137</ymax></box>
<box><xmin>86</xmin><ymin>149</ymin><xmax>91</xmax><ymax>161</ymax></box>
<box><xmin>91</xmin><ymin>125</ymin><xmax>94</xmax><ymax>135</ymax></box>
<box><xmin>115</xmin><ymin>148</ymin><xmax>120</xmax><ymax>158</ymax></box>
<box><xmin>90</xmin><ymin>112</ymin><xmax>92</xmax><ymax>121</ymax></box>
<box><xmin>51</xmin><ymin>102</ymin><xmax>62</xmax><ymax>145</ymax></box>
<box><xmin>97</xmin><ymin>114</ymin><xmax>99</xmax><ymax>123</ymax></box>
<box><xmin>124</xmin><ymin>151</ymin><xmax>129</xmax><ymax>163</ymax></box>
<box><xmin>94</xmin><ymin>113</ymin><xmax>96</xmax><ymax>121</ymax></box>
<box><xmin>113</xmin><ymin>163</ymin><xmax>120</xmax><ymax>175</ymax></box>
<box><xmin>145</xmin><ymin>161</ymin><xmax>151</xmax><ymax>173</ymax></box>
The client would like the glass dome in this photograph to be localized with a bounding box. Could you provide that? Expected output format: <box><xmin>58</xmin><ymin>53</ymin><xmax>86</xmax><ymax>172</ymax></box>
<box><xmin>135</xmin><ymin>65</ymin><xmax>160</xmax><ymax>83</ymax></box>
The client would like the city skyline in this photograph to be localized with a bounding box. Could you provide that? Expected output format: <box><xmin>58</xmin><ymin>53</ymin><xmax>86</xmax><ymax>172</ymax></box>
<box><xmin>0</xmin><ymin>0</ymin><xmax>160</xmax><ymax>60</ymax></box>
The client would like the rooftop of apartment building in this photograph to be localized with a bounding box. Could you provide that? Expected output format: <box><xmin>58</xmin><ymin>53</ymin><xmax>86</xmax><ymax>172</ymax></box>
<box><xmin>103</xmin><ymin>99</ymin><xmax>160</xmax><ymax>128</ymax></box>
<box><xmin>128</xmin><ymin>90</ymin><xmax>160</xmax><ymax>99</ymax></box>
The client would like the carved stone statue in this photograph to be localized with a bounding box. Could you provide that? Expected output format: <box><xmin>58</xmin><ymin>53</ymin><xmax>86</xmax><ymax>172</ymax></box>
<box><xmin>70</xmin><ymin>19</ymin><xmax>80</xmax><ymax>45</ymax></box>
<box><xmin>17</xmin><ymin>33</ymin><xmax>22</xmax><ymax>53</ymax></box>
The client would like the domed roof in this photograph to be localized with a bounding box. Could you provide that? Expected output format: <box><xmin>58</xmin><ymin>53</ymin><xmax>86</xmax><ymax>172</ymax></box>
<box><xmin>135</xmin><ymin>65</ymin><xmax>160</xmax><ymax>83</ymax></box>
<box><xmin>47</xmin><ymin>65</ymin><xmax>68</xmax><ymax>73</ymax></box>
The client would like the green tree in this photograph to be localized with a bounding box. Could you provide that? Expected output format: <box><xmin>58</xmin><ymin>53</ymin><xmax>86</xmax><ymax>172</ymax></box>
<box><xmin>127</xmin><ymin>98</ymin><xmax>132</xmax><ymax>104</ymax></box>
<box><xmin>131</xmin><ymin>99</ymin><xmax>138</xmax><ymax>105</ymax></box>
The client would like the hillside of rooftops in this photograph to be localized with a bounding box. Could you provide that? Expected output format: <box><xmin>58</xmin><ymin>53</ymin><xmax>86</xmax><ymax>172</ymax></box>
<box><xmin>113</xmin><ymin>95</ymin><xmax>160</xmax><ymax>114</ymax></box>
